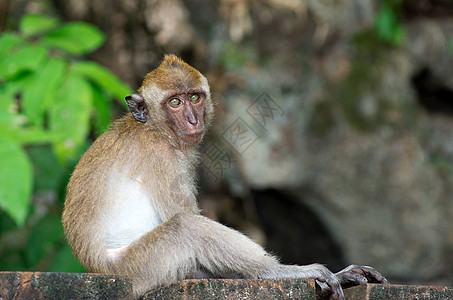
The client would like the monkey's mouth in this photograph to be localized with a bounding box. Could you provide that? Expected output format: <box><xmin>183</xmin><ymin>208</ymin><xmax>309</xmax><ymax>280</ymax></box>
<box><xmin>180</xmin><ymin>131</ymin><xmax>203</xmax><ymax>144</ymax></box>
<box><xmin>183</xmin><ymin>131</ymin><xmax>202</xmax><ymax>137</ymax></box>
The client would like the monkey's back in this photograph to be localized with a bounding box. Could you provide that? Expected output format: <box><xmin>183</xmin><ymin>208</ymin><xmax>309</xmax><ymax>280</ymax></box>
<box><xmin>62</xmin><ymin>115</ymin><xmax>198</xmax><ymax>272</ymax></box>
<box><xmin>62</xmin><ymin>116</ymin><xmax>155</xmax><ymax>271</ymax></box>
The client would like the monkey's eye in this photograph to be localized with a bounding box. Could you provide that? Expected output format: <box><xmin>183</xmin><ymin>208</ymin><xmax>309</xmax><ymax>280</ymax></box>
<box><xmin>169</xmin><ymin>98</ymin><xmax>182</xmax><ymax>107</ymax></box>
<box><xmin>189</xmin><ymin>94</ymin><xmax>200</xmax><ymax>103</ymax></box>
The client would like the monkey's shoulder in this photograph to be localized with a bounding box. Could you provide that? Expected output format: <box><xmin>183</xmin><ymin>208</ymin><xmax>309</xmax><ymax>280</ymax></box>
<box><xmin>76</xmin><ymin>116</ymin><xmax>174</xmax><ymax>169</ymax></box>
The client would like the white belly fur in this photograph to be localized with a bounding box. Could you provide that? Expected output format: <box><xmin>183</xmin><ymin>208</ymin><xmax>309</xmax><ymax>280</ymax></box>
<box><xmin>104</xmin><ymin>171</ymin><xmax>161</xmax><ymax>260</ymax></box>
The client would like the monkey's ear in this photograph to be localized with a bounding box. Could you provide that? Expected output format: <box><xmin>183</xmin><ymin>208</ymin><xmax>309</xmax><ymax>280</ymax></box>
<box><xmin>126</xmin><ymin>94</ymin><xmax>149</xmax><ymax>123</ymax></box>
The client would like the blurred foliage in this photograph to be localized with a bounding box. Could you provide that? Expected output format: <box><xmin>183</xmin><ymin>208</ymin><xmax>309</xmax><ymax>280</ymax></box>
<box><xmin>374</xmin><ymin>0</ymin><xmax>405</xmax><ymax>46</ymax></box>
<box><xmin>221</xmin><ymin>41</ymin><xmax>258</xmax><ymax>71</ymax></box>
<box><xmin>0</xmin><ymin>14</ymin><xmax>132</xmax><ymax>272</ymax></box>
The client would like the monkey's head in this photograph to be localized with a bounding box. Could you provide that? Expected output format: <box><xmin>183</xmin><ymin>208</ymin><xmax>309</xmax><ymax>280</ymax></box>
<box><xmin>126</xmin><ymin>54</ymin><xmax>214</xmax><ymax>146</ymax></box>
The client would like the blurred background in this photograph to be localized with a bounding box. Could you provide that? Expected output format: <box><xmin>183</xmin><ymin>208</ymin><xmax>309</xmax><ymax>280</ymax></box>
<box><xmin>1</xmin><ymin>0</ymin><xmax>453</xmax><ymax>287</ymax></box>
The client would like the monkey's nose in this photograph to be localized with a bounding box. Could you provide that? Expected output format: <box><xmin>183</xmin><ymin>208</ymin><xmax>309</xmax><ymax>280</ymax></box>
<box><xmin>187</xmin><ymin>114</ymin><xmax>198</xmax><ymax>126</ymax></box>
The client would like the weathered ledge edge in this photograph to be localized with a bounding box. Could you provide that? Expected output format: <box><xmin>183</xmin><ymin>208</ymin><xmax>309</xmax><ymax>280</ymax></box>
<box><xmin>143</xmin><ymin>278</ymin><xmax>317</xmax><ymax>299</ymax></box>
<box><xmin>0</xmin><ymin>271</ymin><xmax>132</xmax><ymax>299</ymax></box>
<box><xmin>343</xmin><ymin>282</ymin><xmax>453</xmax><ymax>300</ymax></box>
<box><xmin>1</xmin><ymin>271</ymin><xmax>452</xmax><ymax>299</ymax></box>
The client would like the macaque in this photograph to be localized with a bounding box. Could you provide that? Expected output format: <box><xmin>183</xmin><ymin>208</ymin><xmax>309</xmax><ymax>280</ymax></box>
<box><xmin>62</xmin><ymin>54</ymin><xmax>387</xmax><ymax>299</ymax></box>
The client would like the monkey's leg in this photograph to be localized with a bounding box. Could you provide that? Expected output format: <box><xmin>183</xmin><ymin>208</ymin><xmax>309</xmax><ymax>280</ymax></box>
<box><xmin>105</xmin><ymin>213</ymin><xmax>202</xmax><ymax>297</ymax></box>
<box><xmin>106</xmin><ymin>212</ymin><xmax>343</xmax><ymax>299</ymax></box>
<box><xmin>183</xmin><ymin>214</ymin><xmax>345</xmax><ymax>300</ymax></box>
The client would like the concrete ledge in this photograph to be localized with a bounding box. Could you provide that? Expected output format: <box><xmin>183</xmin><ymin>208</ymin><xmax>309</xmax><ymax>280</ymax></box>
<box><xmin>0</xmin><ymin>271</ymin><xmax>132</xmax><ymax>299</ymax></box>
<box><xmin>143</xmin><ymin>278</ymin><xmax>317</xmax><ymax>299</ymax></box>
<box><xmin>1</xmin><ymin>272</ymin><xmax>453</xmax><ymax>300</ymax></box>
<box><xmin>344</xmin><ymin>283</ymin><xmax>453</xmax><ymax>300</ymax></box>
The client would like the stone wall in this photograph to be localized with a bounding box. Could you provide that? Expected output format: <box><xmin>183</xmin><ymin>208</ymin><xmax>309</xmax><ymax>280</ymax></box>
<box><xmin>1</xmin><ymin>272</ymin><xmax>452</xmax><ymax>299</ymax></box>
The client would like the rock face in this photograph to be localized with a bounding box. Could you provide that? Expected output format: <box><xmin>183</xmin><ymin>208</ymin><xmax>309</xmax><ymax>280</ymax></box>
<box><xmin>198</xmin><ymin>1</ymin><xmax>453</xmax><ymax>285</ymax></box>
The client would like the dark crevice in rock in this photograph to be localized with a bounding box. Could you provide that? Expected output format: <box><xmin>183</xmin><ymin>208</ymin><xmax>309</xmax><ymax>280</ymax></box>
<box><xmin>412</xmin><ymin>68</ymin><xmax>453</xmax><ymax>115</ymax></box>
<box><xmin>252</xmin><ymin>189</ymin><xmax>346</xmax><ymax>272</ymax></box>
<box><xmin>403</xmin><ymin>0</ymin><xmax>453</xmax><ymax>19</ymax></box>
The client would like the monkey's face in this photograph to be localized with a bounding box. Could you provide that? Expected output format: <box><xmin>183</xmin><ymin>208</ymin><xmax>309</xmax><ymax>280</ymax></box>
<box><xmin>127</xmin><ymin>55</ymin><xmax>213</xmax><ymax>146</ymax></box>
<box><xmin>163</xmin><ymin>91</ymin><xmax>206</xmax><ymax>144</ymax></box>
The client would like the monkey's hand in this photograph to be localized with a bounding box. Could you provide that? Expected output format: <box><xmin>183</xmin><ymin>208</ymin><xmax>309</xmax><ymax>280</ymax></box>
<box><xmin>312</xmin><ymin>265</ymin><xmax>344</xmax><ymax>300</ymax></box>
<box><xmin>334</xmin><ymin>265</ymin><xmax>389</xmax><ymax>289</ymax></box>
<box><xmin>315</xmin><ymin>277</ymin><xmax>344</xmax><ymax>300</ymax></box>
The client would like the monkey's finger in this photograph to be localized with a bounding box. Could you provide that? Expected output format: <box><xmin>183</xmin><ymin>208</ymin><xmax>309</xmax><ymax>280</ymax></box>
<box><xmin>341</xmin><ymin>272</ymin><xmax>368</xmax><ymax>285</ymax></box>
<box><xmin>365</xmin><ymin>271</ymin><xmax>388</xmax><ymax>284</ymax></box>
<box><xmin>315</xmin><ymin>280</ymin><xmax>330</xmax><ymax>296</ymax></box>
<box><xmin>327</xmin><ymin>279</ymin><xmax>344</xmax><ymax>300</ymax></box>
<box><xmin>316</xmin><ymin>279</ymin><xmax>344</xmax><ymax>300</ymax></box>
<box><xmin>351</xmin><ymin>266</ymin><xmax>389</xmax><ymax>284</ymax></box>
<box><xmin>337</xmin><ymin>272</ymin><xmax>367</xmax><ymax>288</ymax></box>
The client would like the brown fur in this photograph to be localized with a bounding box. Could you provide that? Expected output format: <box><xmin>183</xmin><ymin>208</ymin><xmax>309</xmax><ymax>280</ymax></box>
<box><xmin>62</xmin><ymin>55</ymin><xmax>386</xmax><ymax>299</ymax></box>
<box><xmin>141</xmin><ymin>54</ymin><xmax>202</xmax><ymax>92</ymax></box>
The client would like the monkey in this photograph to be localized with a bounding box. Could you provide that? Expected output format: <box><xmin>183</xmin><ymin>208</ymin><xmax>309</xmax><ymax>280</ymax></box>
<box><xmin>62</xmin><ymin>54</ymin><xmax>388</xmax><ymax>299</ymax></box>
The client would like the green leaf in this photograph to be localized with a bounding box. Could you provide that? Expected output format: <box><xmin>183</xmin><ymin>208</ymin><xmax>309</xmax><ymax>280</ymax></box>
<box><xmin>391</xmin><ymin>25</ymin><xmax>405</xmax><ymax>46</ymax></box>
<box><xmin>42</xmin><ymin>22</ymin><xmax>105</xmax><ymax>55</ymax></box>
<box><xmin>0</xmin><ymin>83</ymin><xmax>18</xmax><ymax>128</ymax></box>
<box><xmin>90</xmin><ymin>84</ymin><xmax>112</xmax><ymax>135</ymax></box>
<box><xmin>50</xmin><ymin>243</ymin><xmax>86</xmax><ymax>272</ymax></box>
<box><xmin>26</xmin><ymin>214</ymin><xmax>64</xmax><ymax>267</ymax></box>
<box><xmin>0</xmin><ymin>73</ymin><xmax>62</xmax><ymax>145</ymax></box>
<box><xmin>0</xmin><ymin>250</ymin><xmax>27</xmax><ymax>271</ymax></box>
<box><xmin>72</xmin><ymin>61</ymin><xmax>132</xmax><ymax>103</ymax></box>
<box><xmin>49</xmin><ymin>74</ymin><xmax>92</xmax><ymax>163</ymax></box>
<box><xmin>0</xmin><ymin>44</ymin><xmax>47</xmax><ymax>79</ymax></box>
<box><xmin>28</xmin><ymin>146</ymin><xmax>64</xmax><ymax>191</ymax></box>
<box><xmin>0</xmin><ymin>138</ymin><xmax>32</xmax><ymax>226</ymax></box>
<box><xmin>375</xmin><ymin>3</ymin><xmax>394</xmax><ymax>40</ymax></box>
<box><xmin>374</xmin><ymin>1</ymin><xmax>405</xmax><ymax>46</ymax></box>
<box><xmin>0</xmin><ymin>73</ymin><xmax>37</xmax><ymax>133</ymax></box>
<box><xmin>0</xmin><ymin>32</ymin><xmax>23</xmax><ymax>58</ymax></box>
<box><xmin>20</xmin><ymin>14</ymin><xmax>59</xmax><ymax>37</ymax></box>
<box><xmin>0</xmin><ymin>127</ymin><xmax>61</xmax><ymax>145</ymax></box>
<box><xmin>22</xmin><ymin>58</ymin><xmax>66</xmax><ymax>127</ymax></box>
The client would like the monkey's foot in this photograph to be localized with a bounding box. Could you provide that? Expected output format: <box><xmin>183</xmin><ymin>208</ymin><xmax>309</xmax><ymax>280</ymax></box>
<box><xmin>335</xmin><ymin>265</ymin><xmax>389</xmax><ymax>289</ymax></box>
